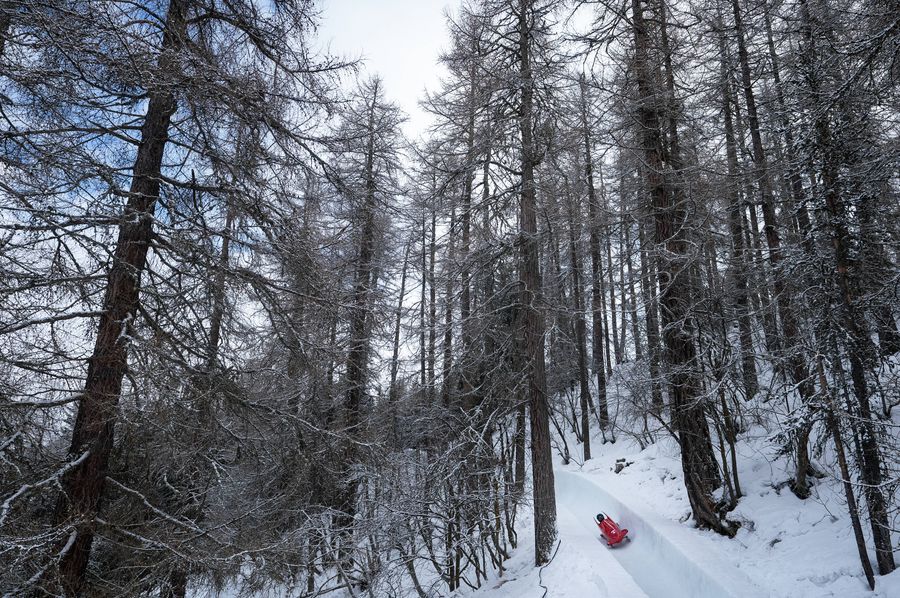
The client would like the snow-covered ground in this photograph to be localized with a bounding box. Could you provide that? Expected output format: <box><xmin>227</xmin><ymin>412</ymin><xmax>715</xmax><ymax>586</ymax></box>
<box><xmin>191</xmin><ymin>375</ymin><xmax>900</xmax><ymax>598</ymax></box>
<box><xmin>467</xmin><ymin>427</ymin><xmax>900</xmax><ymax>598</ymax></box>
<box><xmin>194</xmin><ymin>426</ymin><xmax>900</xmax><ymax>598</ymax></box>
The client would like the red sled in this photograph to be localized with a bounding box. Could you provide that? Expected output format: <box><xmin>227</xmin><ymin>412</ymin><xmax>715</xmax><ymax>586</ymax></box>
<box><xmin>594</xmin><ymin>512</ymin><xmax>629</xmax><ymax>547</ymax></box>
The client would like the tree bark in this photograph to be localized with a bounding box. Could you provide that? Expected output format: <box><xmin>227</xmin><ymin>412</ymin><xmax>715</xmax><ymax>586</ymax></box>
<box><xmin>53</xmin><ymin>2</ymin><xmax>186</xmax><ymax>593</ymax></box>
<box><xmin>816</xmin><ymin>356</ymin><xmax>876</xmax><ymax>591</ymax></box>
<box><xmin>731</xmin><ymin>0</ymin><xmax>814</xmax><ymax>498</ymax></box>
<box><xmin>632</xmin><ymin>0</ymin><xmax>731</xmax><ymax>536</ymax></box>
<box><xmin>617</xmin><ymin>185</ymin><xmax>629</xmax><ymax>360</ymax></box>
<box><xmin>459</xmin><ymin>54</ymin><xmax>477</xmax><ymax>409</ymax></box>
<box><xmin>579</xmin><ymin>74</ymin><xmax>609</xmax><ymax>428</ymax></box>
<box><xmin>517</xmin><ymin>0</ymin><xmax>557</xmax><ymax>566</ymax></box>
<box><xmin>818</xmin><ymin>114</ymin><xmax>896</xmax><ymax>576</ymax></box>
<box><xmin>441</xmin><ymin>208</ymin><xmax>456</xmax><ymax>408</ymax></box>
<box><xmin>624</xmin><ymin>212</ymin><xmax>643</xmax><ymax>362</ymax></box>
<box><xmin>605</xmin><ymin>205</ymin><xmax>621</xmax><ymax>365</ymax></box>
<box><xmin>567</xmin><ymin>184</ymin><xmax>591</xmax><ymax>461</ymax></box>
<box><xmin>428</xmin><ymin>196</ymin><xmax>438</xmax><ymax>401</ymax></box>
<box><xmin>0</xmin><ymin>2</ymin><xmax>11</xmax><ymax>61</ymax></box>
<box><xmin>390</xmin><ymin>241</ymin><xmax>412</xmax><ymax>404</ymax></box>
<box><xmin>345</xmin><ymin>80</ymin><xmax>380</xmax><ymax>439</ymax></box>
<box><xmin>717</xmin><ymin>22</ymin><xmax>758</xmax><ymax>401</ymax></box>
<box><xmin>420</xmin><ymin>206</ymin><xmax>428</xmax><ymax>389</ymax></box>
<box><xmin>638</xmin><ymin>217</ymin><xmax>663</xmax><ymax>409</ymax></box>
<box><xmin>761</xmin><ymin>0</ymin><xmax>814</xmax><ymax>254</ymax></box>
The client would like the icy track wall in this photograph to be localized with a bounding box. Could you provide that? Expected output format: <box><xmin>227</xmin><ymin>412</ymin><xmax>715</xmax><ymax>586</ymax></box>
<box><xmin>555</xmin><ymin>470</ymin><xmax>767</xmax><ymax>598</ymax></box>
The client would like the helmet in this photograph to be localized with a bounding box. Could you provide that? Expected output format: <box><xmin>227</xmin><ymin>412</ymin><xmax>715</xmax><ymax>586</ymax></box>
<box><xmin>596</xmin><ymin>513</ymin><xmax>605</xmax><ymax>522</ymax></box>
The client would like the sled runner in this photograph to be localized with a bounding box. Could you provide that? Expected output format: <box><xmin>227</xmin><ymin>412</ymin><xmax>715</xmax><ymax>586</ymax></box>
<box><xmin>594</xmin><ymin>512</ymin><xmax>630</xmax><ymax>547</ymax></box>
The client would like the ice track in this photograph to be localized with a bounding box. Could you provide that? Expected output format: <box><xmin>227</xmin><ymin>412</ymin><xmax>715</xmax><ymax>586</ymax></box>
<box><xmin>554</xmin><ymin>470</ymin><xmax>766</xmax><ymax>598</ymax></box>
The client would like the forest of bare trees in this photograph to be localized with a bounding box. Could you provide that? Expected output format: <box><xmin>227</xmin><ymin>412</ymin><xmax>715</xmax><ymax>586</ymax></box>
<box><xmin>1</xmin><ymin>0</ymin><xmax>899</xmax><ymax>595</ymax></box>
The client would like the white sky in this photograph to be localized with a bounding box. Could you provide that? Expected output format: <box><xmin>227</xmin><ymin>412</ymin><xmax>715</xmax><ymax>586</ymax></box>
<box><xmin>317</xmin><ymin>0</ymin><xmax>454</xmax><ymax>138</ymax></box>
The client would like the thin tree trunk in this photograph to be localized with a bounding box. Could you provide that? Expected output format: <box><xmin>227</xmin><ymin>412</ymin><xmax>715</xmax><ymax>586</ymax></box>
<box><xmin>729</xmin><ymin>74</ymin><xmax>780</xmax><ymax>357</ymax></box>
<box><xmin>625</xmin><ymin>212</ymin><xmax>643</xmax><ymax>362</ymax></box>
<box><xmin>815</xmin><ymin>355</ymin><xmax>876</xmax><ymax>590</ymax></box>
<box><xmin>579</xmin><ymin>74</ymin><xmax>609</xmax><ymax>428</ymax></box>
<box><xmin>605</xmin><ymin>202</ymin><xmax>621</xmax><ymax>366</ymax></box>
<box><xmin>638</xmin><ymin>218</ymin><xmax>663</xmax><ymax>409</ymax></box>
<box><xmin>481</xmin><ymin>139</ymin><xmax>497</xmax><ymax>396</ymax></box>
<box><xmin>617</xmin><ymin>185</ymin><xmax>629</xmax><ymax>360</ymax></box>
<box><xmin>816</xmin><ymin>106</ymin><xmax>896</xmax><ymax>575</ymax></box>
<box><xmin>460</xmin><ymin>57</ymin><xmax>476</xmax><ymax>409</ymax></box>
<box><xmin>428</xmin><ymin>200</ymin><xmax>437</xmax><ymax>401</ymax></box>
<box><xmin>717</xmin><ymin>21</ymin><xmax>758</xmax><ymax>401</ymax></box>
<box><xmin>732</xmin><ymin>0</ymin><xmax>814</xmax><ymax>497</ymax></box>
<box><xmin>567</xmin><ymin>185</ymin><xmax>592</xmax><ymax>461</ymax></box>
<box><xmin>762</xmin><ymin>0</ymin><xmax>814</xmax><ymax>253</ymax></box>
<box><xmin>340</xmin><ymin>81</ymin><xmax>383</xmax><ymax>541</ymax></box>
<box><xmin>442</xmin><ymin>208</ymin><xmax>456</xmax><ymax>408</ymax></box>
<box><xmin>165</xmin><ymin>199</ymin><xmax>235</xmax><ymax>598</ymax></box>
<box><xmin>0</xmin><ymin>2</ymin><xmax>12</xmax><ymax>62</ymax></box>
<box><xmin>390</xmin><ymin>241</ymin><xmax>412</xmax><ymax>404</ymax></box>
<box><xmin>345</xmin><ymin>81</ymin><xmax>380</xmax><ymax>436</ymax></box>
<box><xmin>799</xmin><ymin>0</ymin><xmax>894</xmax><ymax>563</ymax></box>
<box><xmin>420</xmin><ymin>207</ymin><xmax>428</xmax><ymax>389</ymax></box>
<box><xmin>206</xmin><ymin>208</ymin><xmax>234</xmax><ymax>370</ymax></box>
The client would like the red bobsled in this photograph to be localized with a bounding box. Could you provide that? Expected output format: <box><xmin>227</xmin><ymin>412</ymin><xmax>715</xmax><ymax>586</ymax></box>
<box><xmin>594</xmin><ymin>512</ymin><xmax>629</xmax><ymax>547</ymax></box>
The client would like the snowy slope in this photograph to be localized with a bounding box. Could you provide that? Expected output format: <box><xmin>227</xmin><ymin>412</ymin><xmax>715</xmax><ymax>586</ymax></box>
<box><xmin>189</xmin><ymin>407</ymin><xmax>900</xmax><ymax>597</ymax></box>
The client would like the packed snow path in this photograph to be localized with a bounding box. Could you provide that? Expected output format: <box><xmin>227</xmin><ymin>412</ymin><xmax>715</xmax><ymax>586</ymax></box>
<box><xmin>555</xmin><ymin>469</ymin><xmax>764</xmax><ymax>598</ymax></box>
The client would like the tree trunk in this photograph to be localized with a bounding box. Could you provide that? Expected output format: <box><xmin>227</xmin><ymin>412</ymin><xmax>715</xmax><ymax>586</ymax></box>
<box><xmin>800</xmin><ymin>0</ymin><xmax>894</xmax><ymax>565</ymax></box>
<box><xmin>717</xmin><ymin>22</ymin><xmax>758</xmax><ymax>401</ymax></box>
<box><xmin>731</xmin><ymin>0</ymin><xmax>814</xmax><ymax>498</ymax></box>
<box><xmin>442</xmin><ymin>208</ymin><xmax>456</xmax><ymax>408</ymax></box>
<box><xmin>390</xmin><ymin>241</ymin><xmax>412</xmax><ymax>404</ymax></box>
<box><xmin>625</xmin><ymin>212</ymin><xmax>643</xmax><ymax>362</ymax></box>
<box><xmin>617</xmin><ymin>185</ymin><xmax>629</xmax><ymax>360</ymax></box>
<box><xmin>762</xmin><ymin>0</ymin><xmax>814</xmax><ymax>254</ymax></box>
<box><xmin>460</xmin><ymin>57</ymin><xmax>476</xmax><ymax>409</ymax></box>
<box><xmin>54</xmin><ymin>3</ymin><xmax>186</xmax><ymax>593</ymax></box>
<box><xmin>638</xmin><ymin>217</ymin><xmax>663</xmax><ymax>409</ymax></box>
<box><xmin>728</xmin><ymin>75</ymin><xmax>781</xmax><ymax>358</ymax></box>
<box><xmin>631</xmin><ymin>0</ymin><xmax>732</xmax><ymax>536</ymax></box>
<box><xmin>428</xmin><ymin>198</ymin><xmax>438</xmax><ymax>401</ymax></box>
<box><xmin>567</xmin><ymin>185</ymin><xmax>592</xmax><ymax>461</ymax></box>
<box><xmin>166</xmin><ymin>197</ymin><xmax>235</xmax><ymax>598</ymax></box>
<box><xmin>579</xmin><ymin>74</ymin><xmax>609</xmax><ymax>428</ymax></box>
<box><xmin>518</xmin><ymin>0</ymin><xmax>557</xmax><ymax>566</ymax></box>
<box><xmin>420</xmin><ymin>206</ymin><xmax>428</xmax><ymax>389</ymax></box>
<box><xmin>0</xmin><ymin>2</ymin><xmax>11</xmax><ymax>61</ymax></box>
<box><xmin>345</xmin><ymin>81</ymin><xmax>380</xmax><ymax>439</ymax></box>
<box><xmin>817</xmin><ymin>110</ymin><xmax>896</xmax><ymax>576</ymax></box>
<box><xmin>337</xmin><ymin>82</ymin><xmax>385</xmax><ymax>567</ymax></box>
<box><xmin>605</xmin><ymin>205</ymin><xmax>621</xmax><ymax>366</ymax></box>
<box><xmin>816</xmin><ymin>356</ymin><xmax>876</xmax><ymax>591</ymax></box>
<box><xmin>513</xmin><ymin>402</ymin><xmax>526</xmax><ymax>499</ymax></box>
